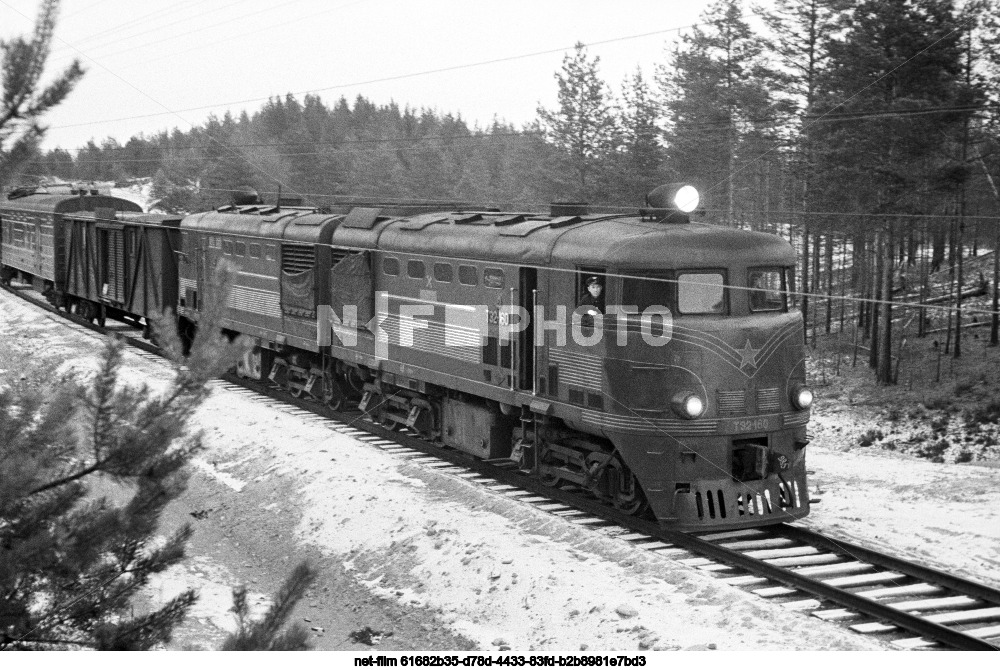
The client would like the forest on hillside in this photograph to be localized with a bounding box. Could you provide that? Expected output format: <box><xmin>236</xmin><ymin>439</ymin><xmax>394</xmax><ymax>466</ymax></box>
<box><xmin>18</xmin><ymin>0</ymin><xmax>1000</xmax><ymax>383</ymax></box>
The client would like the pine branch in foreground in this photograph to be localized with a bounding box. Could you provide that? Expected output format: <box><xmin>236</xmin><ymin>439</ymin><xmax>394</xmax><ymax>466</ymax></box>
<box><xmin>220</xmin><ymin>561</ymin><xmax>317</xmax><ymax>651</ymax></box>
<box><xmin>0</xmin><ymin>264</ymin><xmax>248</xmax><ymax>650</ymax></box>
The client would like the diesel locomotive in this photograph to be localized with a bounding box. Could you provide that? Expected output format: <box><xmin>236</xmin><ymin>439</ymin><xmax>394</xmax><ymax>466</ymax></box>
<box><xmin>1</xmin><ymin>184</ymin><xmax>813</xmax><ymax>531</ymax></box>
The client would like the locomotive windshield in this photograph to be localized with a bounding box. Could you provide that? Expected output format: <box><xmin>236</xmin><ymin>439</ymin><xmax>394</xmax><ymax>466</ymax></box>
<box><xmin>621</xmin><ymin>271</ymin><xmax>673</xmax><ymax>311</ymax></box>
<box><xmin>747</xmin><ymin>268</ymin><xmax>789</xmax><ymax>312</ymax></box>
<box><xmin>621</xmin><ymin>270</ymin><xmax>728</xmax><ymax>314</ymax></box>
<box><xmin>677</xmin><ymin>272</ymin><xmax>725</xmax><ymax>314</ymax></box>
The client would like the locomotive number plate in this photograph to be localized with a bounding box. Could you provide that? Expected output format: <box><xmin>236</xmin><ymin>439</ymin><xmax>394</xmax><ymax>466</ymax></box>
<box><xmin>719</xmin><ymin>415</ymin><xmax>782</xmax><ymax>435</ymax></box>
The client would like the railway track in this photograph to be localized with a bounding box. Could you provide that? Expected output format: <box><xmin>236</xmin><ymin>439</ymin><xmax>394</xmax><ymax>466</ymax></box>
<box><xmin>5</xmin><ymin>283</ymin><xmax>1000</xmax><ymax>651</ymax></box>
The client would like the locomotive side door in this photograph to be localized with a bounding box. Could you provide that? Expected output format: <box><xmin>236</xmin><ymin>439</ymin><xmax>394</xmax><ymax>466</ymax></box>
<box><xmin>518</xmin><ymin>267</ymin><xmax>537</xmax><ymax>391</ymax></box>
<box><xmin>194</xmin><ymin>232</ymin><xmax>204</xmax><ymax>312</ymax></box>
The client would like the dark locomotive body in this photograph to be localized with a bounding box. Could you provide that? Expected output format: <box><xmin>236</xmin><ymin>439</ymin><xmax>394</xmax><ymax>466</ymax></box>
<box><xmin>179</xmin><ymin>199</ymin><xmax>811</xmax><ymax>531</ymax></box>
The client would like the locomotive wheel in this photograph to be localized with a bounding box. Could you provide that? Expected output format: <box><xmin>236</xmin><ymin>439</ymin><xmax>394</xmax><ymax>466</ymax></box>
<box><xmin>585</xmin><ymin>453</ymin><xmax>649</xmax><ymax>516</ymax></box>
<box><xmin>607</xmin><ymin>457</ymin><xmax>648</xmax><ymax>516</ymax></box>
<box><xmin>539</xmin><ymin>471</ymin><xmax>563</xmax><ymax>487</ymax></box>
<box><xmin>321</xmin><ymin>371</ymin><xmax>346</xmax><ymax>410</ymax></box>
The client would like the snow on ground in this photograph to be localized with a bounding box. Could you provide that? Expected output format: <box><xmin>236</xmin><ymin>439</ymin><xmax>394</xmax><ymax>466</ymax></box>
<box><xmin>3</xmin><ymin>288</ymin><xmax>999</xmax><ymax>650</ymax></box>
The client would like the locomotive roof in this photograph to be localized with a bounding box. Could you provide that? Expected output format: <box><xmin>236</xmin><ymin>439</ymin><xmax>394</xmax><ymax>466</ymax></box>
<box><xmin>180</xmin><ymin>205</ymin><xmax>796</xmax><ymax>268</ymax></box>
<box><xmin>63</xmin><ymin>211</ymin><xmax>183</xmax><ymax>227</ymax></box>
<box><xmin>378</xmin><ymin>212</ymin><xmax>796</xmax><ymax>269</ymax></box>
<box><xmin>0</xmin><ymin>193</ymin><xmax>142</xmax><ymax>214</ymax></box>
<box><xmin>182</xmin><ymin>206</ymin><xmax>344</xmax><ymax>244</ymax></box>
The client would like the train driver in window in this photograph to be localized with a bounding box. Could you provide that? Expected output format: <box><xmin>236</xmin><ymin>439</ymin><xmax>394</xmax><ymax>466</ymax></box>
<box><xmin>579</xmin><ymin>276</ymin><xmax>605</xmax><ymax>315</ymax></box>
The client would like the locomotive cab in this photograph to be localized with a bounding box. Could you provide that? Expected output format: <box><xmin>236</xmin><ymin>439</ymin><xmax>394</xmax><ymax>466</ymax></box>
<box><xmin>592</xmin><ymin>251</ymin><xmax>811</xmax><ymax>529</ymax></box>
<box><xmin>512</xmin><ymin>184</ymin><xmax>812</xmax><ymax>530</ymax></box>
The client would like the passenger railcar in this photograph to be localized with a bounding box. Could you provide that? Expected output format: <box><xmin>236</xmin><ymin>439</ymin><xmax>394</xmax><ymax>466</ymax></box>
<box><xmin>0</xmin><ymin>190</ymin><xmax>142</xmax><ymax>302</ymax></box>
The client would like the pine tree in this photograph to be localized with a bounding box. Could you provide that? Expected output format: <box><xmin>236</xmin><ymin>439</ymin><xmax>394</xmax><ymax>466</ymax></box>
<box><xmin>615</xmin><ymin>68</ymin><xmax>666</xmax><ymax>202</ymax></box>
<box><xmin>659</xmin><ymin>0</ymin><xmax>789</xmax><ymax>226</ymax></box>
<box><xmin>812</xmin><ymin>0</ymin><xmax>967</xmax><ymax>382</ymax></box>
<box><xmin>0</xmin><ymin>267</ymin><xmax>314</xmax><ymax>649</ymax></box>
<box><xmin>0</xmin><ymin>0</ymin><xmax>84</xmax><ymax>189</ymax></box>
<box><xmin>757</xmin><ymin>0</ymin><xmax>847</xmax><ymax>338</ymax></box>
<box><xmin>537</xmin><ymin>43</ymin><xmax>616</xmax><ymax>199</ymax></box>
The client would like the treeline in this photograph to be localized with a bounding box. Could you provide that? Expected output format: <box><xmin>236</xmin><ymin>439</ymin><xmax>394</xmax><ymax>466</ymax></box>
<box><xmin>29</xmin><ymin>0</ymin><xmax>1000</xmax><ymax>223</ymax></box>
<box><xmin>24</xmin><ymin>0</ymin><xmax>1000</xmax><ymax>380</ymax></box>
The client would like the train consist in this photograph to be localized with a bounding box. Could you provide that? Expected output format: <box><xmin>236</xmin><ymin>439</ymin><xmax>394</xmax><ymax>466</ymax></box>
<box><xmin>1</xmin><ymin>184</ymin><xmax>813</xmax><ymax>531</ymax></box>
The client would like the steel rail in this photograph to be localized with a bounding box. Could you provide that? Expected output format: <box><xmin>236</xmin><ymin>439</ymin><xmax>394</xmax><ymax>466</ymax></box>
<box><xmin>658</xmin><ymin>528</ymin><xmax>999</xmax><ymax>651</ymax></box>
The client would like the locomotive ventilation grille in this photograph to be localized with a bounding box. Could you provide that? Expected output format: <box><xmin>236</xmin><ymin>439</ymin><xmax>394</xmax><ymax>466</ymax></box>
<box><xmin>281</xmin><ymin>244</ymin><xmax>314</xmax><ymax>273</ymax></box>
<box><xmin>716</xmin><ymin>390</ymin><xmax>746</xmax><ymax>415</ymax></box>
<box><xmin>756</xmin><ymin>388</ymin><xmax>781</xmax><ymax>413</ymax></box>
<box><xmin>694</xmin><ymin>480</ymin><xmax>802</xmax><ymax>521</ymax></box>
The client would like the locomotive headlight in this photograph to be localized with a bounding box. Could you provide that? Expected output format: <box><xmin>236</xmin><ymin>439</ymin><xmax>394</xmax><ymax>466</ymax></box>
<box><xmin>673</xmin><ymin>185</ymin><xmax>700</xmax><ymax>213</ymax></box>
<box><xmin>645</xmin><ymin>183</ymin><xmax>700</xmax><ymax>213</ymax></box>
<box><xmin>791</xmin><ymin>385</ymin><xmax>814</xmax><ymax>410</ymax></box>
<box><xmin>672</xmin><ymin>391</ymin><xmax>705</xmax><ymax>419</ymax></box>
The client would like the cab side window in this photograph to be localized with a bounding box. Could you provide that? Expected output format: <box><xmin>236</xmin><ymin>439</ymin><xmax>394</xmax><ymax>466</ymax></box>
<box><xmin>747</xmin><ymin>268</ymin><xmax>786</xmax><ymax>312</ymax></box>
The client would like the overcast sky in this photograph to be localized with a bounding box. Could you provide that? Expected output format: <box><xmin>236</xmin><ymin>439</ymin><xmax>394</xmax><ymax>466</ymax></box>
<box><xmin>1</xmin><ymin>0</ymin><xmax>712</xmax><ymax>153</ymax></box>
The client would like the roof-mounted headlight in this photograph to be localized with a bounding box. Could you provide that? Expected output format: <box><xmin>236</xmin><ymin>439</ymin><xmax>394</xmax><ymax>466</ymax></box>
<box><xmin>672</xmin><ymin>391</ymin><xmax>705</xmax><ymax>419</ymax></box>
<box><xmin>791</xmin><ymin>385</ymin><xmax>813</xmax><ymax>410</ymax></box>
<box><xmin>641</xmin><ymin>183</ymin><xmax>700</xmax><ymax>223</ymax></box>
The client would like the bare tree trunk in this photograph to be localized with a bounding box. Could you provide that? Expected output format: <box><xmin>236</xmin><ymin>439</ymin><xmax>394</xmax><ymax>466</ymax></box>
<box><xmin>825</xmin><ymin>232</ymin><xmax>834</xmax><ymax>333</ymax></box>
<box><xmin>992</xmin><ymin>217</ymin><xmax>999</xmax><ymax>346</ymax></box>
<box><xmin>801</xmin><ymin>215</ymin><xmax>809</xmax><ymax>341</ymax></box>
<box><xmin>877</xmin><ymin>220</ymin><xmax>894</xmax><ymax>384</ymax></box>
<box><xmin>918</xmin><ymin>228</ymin><xmax>929</xmax><ymax>338</ymax></box>
<box><xmin>811</xmin><ymin>230</ymin><xmax>820</xmax><ymax>345</ymax></box>
<box><xmin>955</xmin><ymin>195</ymin><xmax>965</xmax><ymax>359</ymax></box>
<box><xmin>870</xmin><ymin>228</ymin><xmax>882</xmax><ymax>370</ymax></box>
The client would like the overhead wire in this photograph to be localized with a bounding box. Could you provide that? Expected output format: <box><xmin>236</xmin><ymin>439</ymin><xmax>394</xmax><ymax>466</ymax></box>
<box><xmin>80</xmin><ymin>0</ymin><xmax>316</xmax><ymax>62</ymax></box>
<box><xmin>125</xmin><ymin>0</ymin><xmax>368</xmax><ymax>68</ymax></box>
<box><xmin>47</xmin><ymin>0</ymin><xmax>251</xmax><ymax>61</ymax></box>
<box><xmin>52</xmin><ymin>0</ymin><xmax>204</xmax><ymax>57</ymax></box>
<box><xmin>46</xmin><ymin>23</ymin><xmax>699</xmax><ymax>131</ymax></box>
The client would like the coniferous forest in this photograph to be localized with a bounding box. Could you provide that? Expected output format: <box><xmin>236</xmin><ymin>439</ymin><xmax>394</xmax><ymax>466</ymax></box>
<box><xmin>17</xmin><ymin>0</ymin><xmax>1000</xmax><ymax>383</ymax></box>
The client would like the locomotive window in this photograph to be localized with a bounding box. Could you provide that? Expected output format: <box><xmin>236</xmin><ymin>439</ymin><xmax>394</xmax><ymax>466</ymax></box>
<box><xmin>407</xmin><ymin>260</ymin><xmax>426</xmax><ymax>279</ymax></box>
<box><xmin>677</xmin><ymin>272</ymin><xmax>726</xmax><ymax>314</ymax></box>
<box><xmin>234</xmin><ymin>241</ymin><xmax>247</xmax><ymax>256</ymax></box>
<box><xmin>265</xmin><ymin>245</ymin><xmax>277</xmax><ymax>261</ymax></box>
<box><xmin>433</xmin><ymin>263</ymin><xmax>453</xmax><ymax>283</ymax></box>
<box><xmin>747</xmin><ymin>268</ymin><xmax>786</xmax><ymax>312</ymax></box>
<box><xmin>458</xmin><ymin>265</ymin><xmax>478</xmax><ymax>286</ymax></box>
<box><xmin>249</xmin><ymin>243</ymin><xmax>262</xmax><ymax>258</ymax></box>
<box><xmin>383</xmin><ymin>257</ymin><xmax>400</xmax><ymax>276</ymax></box>
<box><xmin>621</xmin><ymin>272</ymin><xmax>674</xmax><ymax>312</ymax></box>
<box><xmin>222</xmin><ymin>239</ymin><xmax>233</xmax><ymax>255</ymax></box>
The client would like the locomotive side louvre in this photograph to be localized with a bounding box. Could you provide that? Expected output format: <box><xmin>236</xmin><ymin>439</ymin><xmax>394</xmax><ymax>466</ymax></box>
<box><xmin>178</xmin><ymin>206</ymin><xmax>337</xmax><ymax>351</ymax></box>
